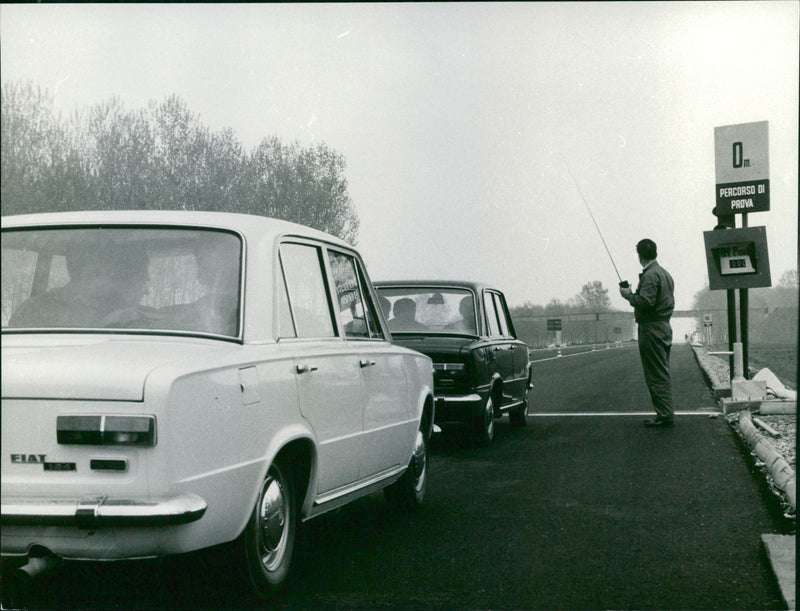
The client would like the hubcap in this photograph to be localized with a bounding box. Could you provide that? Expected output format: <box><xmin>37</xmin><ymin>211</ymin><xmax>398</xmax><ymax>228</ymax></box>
<box><xmin>485</xmin><ymin>398</ymin><xmax>494</xmax><ymax>437</ymax></box>
<box><xmin>410</xmin><ymin>430</ymin><xmax>426</xmax><ymax>493</ymax></box>
<box><xmin>258</xmin><ymin>472</ymin><xmax>289</xmax><ymax>571</ymax></box>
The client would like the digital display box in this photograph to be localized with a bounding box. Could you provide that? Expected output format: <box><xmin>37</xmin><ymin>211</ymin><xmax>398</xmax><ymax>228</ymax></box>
<box><xmin>703</xmin><ymin>226</ymin><xmax>771</xmax><ymax>290</ymax></box>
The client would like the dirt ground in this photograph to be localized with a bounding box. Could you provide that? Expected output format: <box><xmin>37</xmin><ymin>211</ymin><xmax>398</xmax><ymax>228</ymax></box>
<box><xmin>704</xmin><ymin>342</ymin><xmax>798</xmax><ymax>388</ymax></box>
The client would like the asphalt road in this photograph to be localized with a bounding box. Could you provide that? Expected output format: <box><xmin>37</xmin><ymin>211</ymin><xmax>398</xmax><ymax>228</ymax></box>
<box><xmin>7</xmin><ymin>344</ymin><xmax>789</xmax><ymax>610</ymax></box>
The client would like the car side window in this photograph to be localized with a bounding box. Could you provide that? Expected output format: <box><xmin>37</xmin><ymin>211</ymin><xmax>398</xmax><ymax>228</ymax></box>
<box><xmin>491</xmin><ymin>292</ymin><xmax>511</xmax><ymax>337</ymax></box>
<box><xmin>276</xmin><ymin>257</ymin><xmax>297</xmax><ymax>338</ymax></box>
<box><xmin>328</xmin><ymin>250</ymin><xmax>384</xmax><ymax>340</ymax></box>
<box><xmin>497</xmin><ymin>292</ymin><xmax>517</xmax><ymax>338</ymax></box>
<box><xmin>483</xmin><ymin>291</ymin><xmax>501</xmax><ymax>337</ymax></box>
<box><xmin>279</xmin><ymin>243</ymin><xmax>335</xmax><ymax>339</ymax></box>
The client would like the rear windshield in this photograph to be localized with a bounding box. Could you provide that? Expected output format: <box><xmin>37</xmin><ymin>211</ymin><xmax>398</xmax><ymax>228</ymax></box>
<box><xmin>2</xmin><ymin>226</ymin><xmax>242</xmax><ymax>338</ymax></box>
<box><xmin>376</xmin><ymin>287</ymin><xmax>477</xmax><ymax>335</ymax></box>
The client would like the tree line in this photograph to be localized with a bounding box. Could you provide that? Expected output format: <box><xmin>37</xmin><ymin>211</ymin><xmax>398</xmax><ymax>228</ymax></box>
<box><xmin>1</xmin><ymin>81</ymin><xmax>359</xmax><ymax>244</ymax></box>
<box><xmin>691</xmin><ymin>269</ymin><xmax>798</xmax><ymax>311</ymax></box>
<box><xmin>511</xmin><ymin>280</ymin><xmax>613</xmax><ymax>318</ymax></box>
<box><xmin>510</xmin><ymin>271</ymin><xmax>797</xmax><ymax>319</ymax></box>
<box><xmin>690</xmin><ymin>269</ymin><xmax>798</xmax><ymax>345</ymax></box>
<box><xmin>511</xmin><ymin>273</ymin><xmax>797</xmax><ymax>347</ymax></box>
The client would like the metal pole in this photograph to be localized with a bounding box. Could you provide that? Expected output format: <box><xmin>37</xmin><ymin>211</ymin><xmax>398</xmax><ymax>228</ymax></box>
<box><xmin>740</xmin><ymin>212</ymin><xmax>749</xmax><ymax>379</ymax></box>
<box><xmin>740</xmin><ymin>289</ymin><xmax>749</xmax><ymax>379</ymax></box>
<box><xmin>727</xmin><ymin>289</ymin><xmax>737</xmax><ymax>383</ymax></box>
<box><xmin>714</xmin><ymin>212</ymin><xmax>738</xmax><ymax>381</ymax></box>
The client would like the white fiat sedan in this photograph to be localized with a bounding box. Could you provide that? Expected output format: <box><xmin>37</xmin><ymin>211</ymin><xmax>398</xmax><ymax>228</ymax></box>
<box><xmin>1</xmin><ymin>211</ymin><xmax>434</xmax><ymax>597</ymax></box>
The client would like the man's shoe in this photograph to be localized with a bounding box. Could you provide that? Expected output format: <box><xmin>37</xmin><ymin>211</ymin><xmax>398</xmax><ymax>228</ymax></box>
<box><xmin>644</xmin><ymin>416</ymin><xmax>674</xmax><ymax>427</ymax></box>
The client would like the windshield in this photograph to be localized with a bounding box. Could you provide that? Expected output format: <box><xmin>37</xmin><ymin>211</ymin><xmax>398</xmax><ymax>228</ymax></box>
<box><xmin>2</xmin><ymin>226</ymin><xmax>242</xmax><ymax>337</ymax></box>
<box><xmin>376</xmin><ymin>287</ymin><xmax>477</xmax><ymax>335</ymax></box>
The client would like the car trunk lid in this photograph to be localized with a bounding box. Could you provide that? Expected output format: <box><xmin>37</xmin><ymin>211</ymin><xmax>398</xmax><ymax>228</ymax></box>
<box><xmin>2</xmin><ymin>334</ymin><xmax>229</xmax><ymax>401</ymax></box>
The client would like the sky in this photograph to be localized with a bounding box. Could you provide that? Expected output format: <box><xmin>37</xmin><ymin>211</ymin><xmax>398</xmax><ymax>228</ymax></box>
<box><xmin>1</xmin><ymin>2</ymin><xmax>798</xmax><ymax>310</ymax></box>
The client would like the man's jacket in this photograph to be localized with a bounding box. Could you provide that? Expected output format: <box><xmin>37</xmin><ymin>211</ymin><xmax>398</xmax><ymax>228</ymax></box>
<box><xmin>630</xmin><ymin>261</ymin><xmax>674</xmax><ymax>323</ymax></box>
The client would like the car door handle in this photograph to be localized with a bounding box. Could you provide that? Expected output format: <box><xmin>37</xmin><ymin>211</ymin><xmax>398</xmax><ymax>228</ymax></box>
<box><xmin>359</xmin><ymin>359</ymin><xmax>376</xmax><ymax>368</ymax></box>
<box><xmin>296</xmin><ymin>364</ymin><xmax>318</xmax><ymax>374</ymax></box>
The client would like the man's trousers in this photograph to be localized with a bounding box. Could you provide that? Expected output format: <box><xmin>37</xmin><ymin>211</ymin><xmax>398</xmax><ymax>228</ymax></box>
<box><xmin>637</xmin><ymin>320</ymin><xmax>673</xmax><ymax>420</ymax></box>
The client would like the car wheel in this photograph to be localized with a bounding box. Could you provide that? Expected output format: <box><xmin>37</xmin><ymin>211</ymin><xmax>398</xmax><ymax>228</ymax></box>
<box><xmin>384</xmin><ymin>428</ymin><xmax>427</xmax><ymax>510</ymax></box>
<box><xmin>237</xmin><ymin>461</ymin><xmax>296</xmax><ymax>597</ymax></box>
<box><xmin>509</xmin><ymin>396</ymin><xmax>528</xmax><ymax>428</ymax></box>
<box><xmin>474</xmin><ymin>395</ymin><xmax>495</xmax><ymax>445</ymax></box>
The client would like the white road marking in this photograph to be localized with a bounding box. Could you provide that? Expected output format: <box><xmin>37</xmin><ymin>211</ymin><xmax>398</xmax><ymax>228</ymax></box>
<box><xmin>531</xmin><ymin>345</ymin><xmax>637</xmax><ymax>363</ymax></box>
<box><xmin>528</xmin><ymin>411</ymin><xmax>720</xmax><ymax>417</ymax></box>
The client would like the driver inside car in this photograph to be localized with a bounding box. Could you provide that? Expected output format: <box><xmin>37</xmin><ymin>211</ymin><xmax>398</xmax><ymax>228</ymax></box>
<box><xmin>9</xmin><ymin>245</ymin><xmax>154</xmax><ymax>329</ymax></box>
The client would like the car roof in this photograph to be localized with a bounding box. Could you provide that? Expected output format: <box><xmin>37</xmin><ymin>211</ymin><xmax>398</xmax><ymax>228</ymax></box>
<box><xmin>374</xmin><ymin>280</ymin><xmax>494</xmax><ymax>293</ymax></box>
<box><xmin>0</xmin><ymin>210</ymin><xmax>350</xmax><ymax>248</ymax></box>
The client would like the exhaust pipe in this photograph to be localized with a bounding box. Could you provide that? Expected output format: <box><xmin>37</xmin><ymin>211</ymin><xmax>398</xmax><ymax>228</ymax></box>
<box><xmin>15</xmin><ymin>553</ymin><xmax>62</xmax><ymax>581</ymax></box>
<box><xmin>1</xmin><ymin>551</ymin><xmax>61</xmax><ymax>608</ymax></box>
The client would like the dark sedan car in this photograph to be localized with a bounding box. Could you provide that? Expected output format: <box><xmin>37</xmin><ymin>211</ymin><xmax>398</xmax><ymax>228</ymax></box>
<box><xmin>375</xmin><ymin>281</ymin><xmax>532</xmax><ymax>445</ymax></box>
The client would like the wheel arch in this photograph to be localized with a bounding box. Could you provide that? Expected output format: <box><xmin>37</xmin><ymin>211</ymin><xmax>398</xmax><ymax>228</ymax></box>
<box><xmin>421</xmin><ymin>393</ymin><xmax>435</xmax><ymax>440</ymax></box>
<box><xmin>233</xmin><ymin>426</ymin><xmax>318</xmax><ymax>541</ymax></box>
<box><xmin>272</xmin><ymin>438</ymin><xmax>315</xmax><ymax>518</ymax></box>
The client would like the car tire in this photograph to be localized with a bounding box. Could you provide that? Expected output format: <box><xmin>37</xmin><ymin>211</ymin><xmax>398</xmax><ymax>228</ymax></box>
<box><xmin>474</xmin><ymin>395</ymin><xmax>495</xmax><ymax>446</ymax></box>
<box><xmin>509</xmin><ymin>397</ymin><xmax>528</xmax><ymax>428</ymax></box>
<box><xmin>384</xmin><ymin>428</ymin><xmax>427</xmax><ymax>510</ymax></box>
<box><xmin>236</xmin><ymin>461</ymin><xmax>296</xmax><ymax>598</ymax></box>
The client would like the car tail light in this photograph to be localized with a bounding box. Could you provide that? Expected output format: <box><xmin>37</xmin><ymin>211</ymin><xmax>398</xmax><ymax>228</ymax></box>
<box><xmin>57</xmin><ymin>415</ymin><xmax>156</xmax><ymax>446</ymax></box>
<box><xmin>433</xmin><ymin>363</ymin><xmax>466</xmax><ymax>374</ymax></box>
<box><xmin>433</xmin><ymin>362</ymin><xmax>467</xmax><ymax>388</ymax></box>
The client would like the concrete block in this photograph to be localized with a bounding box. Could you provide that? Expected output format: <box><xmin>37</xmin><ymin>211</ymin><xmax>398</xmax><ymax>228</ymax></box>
<box><xmin>721</xmin><ymin>398</ymin><xmax>762</xmax><ymax>414</ymax></box>
<box><xmin>731</xmin><ymin>378</ymin><xmax>767</xmax><ymax>401</ymax></box>
<box><xmin>761</xmin><ymin>534</ymin><xmax>796</xmax><ymax>610</ymax></box>
<box><xmin>753</xmin><ymin>368</ymin><xmax>797</xmax><ymax>400</ymax></box>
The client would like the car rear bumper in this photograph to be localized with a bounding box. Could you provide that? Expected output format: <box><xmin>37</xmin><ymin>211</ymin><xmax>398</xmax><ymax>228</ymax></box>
<box><xmin>1</xmin><ymin>494</ymin><xmax>207</xmax><ymax>528</ymax></box>
<box><xmin>434</xmin><ymin>392</ymin><xmax>486</xmax><ymax>422</ymax></box>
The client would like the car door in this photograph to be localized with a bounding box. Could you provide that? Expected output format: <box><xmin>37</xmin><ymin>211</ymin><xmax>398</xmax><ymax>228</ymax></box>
<box><xmin>278</xmin><ymin>241</ymin><xmax>363</xmax><ymax>495</ymax></box>
<box><xmin>490</xmin><ymin>290</ymin><xmax>529</xmax><ymax>404</ymax></box>
<box><xmin>326</xmin><ymin>249</ymin><xmax>410</xmax><ymax>479</ymax></box>
<box><xmin>482</xmin><ymin>290</ymin><xmax>518</xmax><ymax>408</ymax></box>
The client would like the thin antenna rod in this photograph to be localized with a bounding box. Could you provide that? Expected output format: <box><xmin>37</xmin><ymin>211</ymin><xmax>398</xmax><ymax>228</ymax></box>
<box><xmin>563</xmin><ymin>162</ymin><xmax>623</xmax><ymax>282</ymax></box>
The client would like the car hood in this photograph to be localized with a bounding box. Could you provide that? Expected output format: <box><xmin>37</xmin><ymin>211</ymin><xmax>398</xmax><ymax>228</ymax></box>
<box><xmin>1</xmin><ymin>335</ymin><xmax>230</xmax><ymax>401</ymax></box>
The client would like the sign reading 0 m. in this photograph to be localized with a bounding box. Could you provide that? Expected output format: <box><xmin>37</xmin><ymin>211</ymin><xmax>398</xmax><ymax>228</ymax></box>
<box><xmin>714</xmin><ymin>121</ymin><xmax>769</xmax><ymax>214</ymax></box>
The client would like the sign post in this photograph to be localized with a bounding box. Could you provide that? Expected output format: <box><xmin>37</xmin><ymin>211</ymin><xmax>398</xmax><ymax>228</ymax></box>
<box><xmin>547</xmin><ymin>318</ymin><xmax>563</xmax><ymax>355</ymax></box>
<box><xmin>703</xmin><ymin>314</ymin><xmax>713</xmax><ymax>346</ymax></box>
<box><xmin>711</xmin><ymin>121</ymin><xmax>771</xmax><ymax>380</ymax></box>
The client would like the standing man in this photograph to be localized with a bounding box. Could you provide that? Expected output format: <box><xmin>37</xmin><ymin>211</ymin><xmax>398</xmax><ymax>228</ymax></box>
<box><xmin>620</xmin><ymin>239</ymin><xmax>675</xmax><ymax>427</ymax></box>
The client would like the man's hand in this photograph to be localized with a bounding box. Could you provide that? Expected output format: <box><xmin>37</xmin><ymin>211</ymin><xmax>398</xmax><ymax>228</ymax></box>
<box><xmin>619</xmin><ymin>285</ymin><xmax>633</xmax><ymax>301</ymax></box>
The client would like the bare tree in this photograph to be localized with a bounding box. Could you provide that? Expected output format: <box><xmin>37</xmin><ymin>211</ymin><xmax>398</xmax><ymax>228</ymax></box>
<box><xmin>575</xmin><ymin>280</ymin><xmax>611</xmax><ymax>312</ymax></box>
<box><xmin>1</xmin><ymin>82</ymin><xmax>78</xmax><ymax>215</ymax></box>
<box><xmin>248</xmin><ymin>137</ymin><xmax>359</xmax><ymax>244</ymax></box>
<box><xmin>1</xmin><ymin>81</ymin><xmax>359</xmax><ymax>244</ymax></box>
